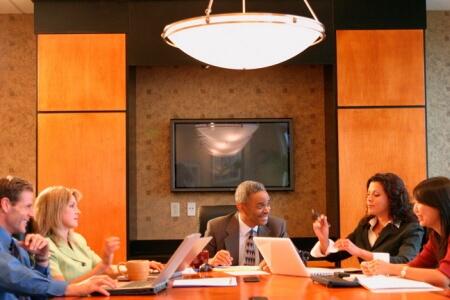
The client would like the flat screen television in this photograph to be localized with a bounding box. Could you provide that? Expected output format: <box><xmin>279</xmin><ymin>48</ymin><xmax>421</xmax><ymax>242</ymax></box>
<box><xmin>171</xmin><ymin>118</ymin><xmax>294</xmax><ymax>191</ymax></box>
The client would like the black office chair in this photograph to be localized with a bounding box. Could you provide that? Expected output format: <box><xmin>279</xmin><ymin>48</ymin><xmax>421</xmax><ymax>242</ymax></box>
<box><xmin>198</xmin><ymin>205</ymin><xmax>236</xmax><ymax>236</ymax></box>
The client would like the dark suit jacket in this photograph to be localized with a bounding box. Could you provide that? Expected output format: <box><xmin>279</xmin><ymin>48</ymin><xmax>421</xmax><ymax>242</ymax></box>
<box><xmin>324</xmin><ymin>217</ymin><xmax>424</xmax><ymax>264</ymax></box>
<box><xmin>204</xmin><ymin>212</ymin><xmax>288</xmax><ymax>265</ymax></box>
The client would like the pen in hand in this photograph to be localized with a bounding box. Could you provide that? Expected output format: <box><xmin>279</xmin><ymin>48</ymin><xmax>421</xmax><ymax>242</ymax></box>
<box><xmin>311</xmin><ymin>209</ymin><xmax>331</xmax><ymax>228</ymax></box>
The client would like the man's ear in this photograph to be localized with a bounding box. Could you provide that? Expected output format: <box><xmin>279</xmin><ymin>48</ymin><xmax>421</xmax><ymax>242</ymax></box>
<box><xmin>0</xmin><ymin>197</ymin><xmax>11</xmax><ymax>213</ymax></box>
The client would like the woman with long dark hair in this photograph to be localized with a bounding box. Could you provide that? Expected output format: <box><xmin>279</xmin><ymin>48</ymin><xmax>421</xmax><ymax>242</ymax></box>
<box><xmin>362</xmin><ymin>176</ymin><xmax>450</xmax><ymax>288</ymax></box>
<box><xmin>311</xmin><ymin>172</ymin><xmax>424</xmax><ymax>263</ymax></box>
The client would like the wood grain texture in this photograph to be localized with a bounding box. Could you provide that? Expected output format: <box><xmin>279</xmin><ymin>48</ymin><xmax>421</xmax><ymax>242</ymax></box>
<box><xmin>37</xmin><ymin>34</ymin><xmax>126</xmax><ymax>111</ymax></box>
<box><xmin>338</xmin><ymin>108</ymin><xmax>426</xmax><ymax>266</ymax></box>
<box><xmin>337</xmin><ymin>30</ymin><xmax>425</xmax><ymax>106</ymax></box>
<box><xmin>37</xmin><ymin>113</ymin><xmax>126</xmax><ymax>261</ymax></box>
<box><xmin>54</xmin><ymin>273</ymin><xmax>447</xmax><ymax>300</ymax></box>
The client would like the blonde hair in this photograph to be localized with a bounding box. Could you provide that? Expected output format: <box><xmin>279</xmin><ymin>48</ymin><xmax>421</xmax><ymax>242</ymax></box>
<box><xmin>34</xmin><ymin>186</ymin><xmax>82</xmax><ymax>242</ymax></box>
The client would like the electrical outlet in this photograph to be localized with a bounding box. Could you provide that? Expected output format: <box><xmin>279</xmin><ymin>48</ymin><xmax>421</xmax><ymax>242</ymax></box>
<box><xmin>187</xmin><ymin>202</ymin><xmax>196</xmax><ymax>216</ymax></box>
<box><xmin>170</xmin><ymin>202</ymin><xmax>180</xmax><ymax>217</ymax></box>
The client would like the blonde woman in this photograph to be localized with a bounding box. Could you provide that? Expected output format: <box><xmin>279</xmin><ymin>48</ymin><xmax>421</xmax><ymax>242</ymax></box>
<box><xmin>34</xmin><ymin>186</ymin><xmax>163</xmax><ymax>283</ymax></box>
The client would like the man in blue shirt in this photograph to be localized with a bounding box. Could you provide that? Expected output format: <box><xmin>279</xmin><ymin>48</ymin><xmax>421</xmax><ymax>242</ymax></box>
<box><xmin>0</xmin><ymin>176</ymin><xmax>116</xmax><ymax>299</ymax></box>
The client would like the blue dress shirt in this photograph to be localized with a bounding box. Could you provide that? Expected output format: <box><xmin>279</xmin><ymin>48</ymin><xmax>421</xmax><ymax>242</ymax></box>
<box><xmin>0</xmin><ymin>227</ymin><xmax>67</xmax><ymax>300</ymax></box>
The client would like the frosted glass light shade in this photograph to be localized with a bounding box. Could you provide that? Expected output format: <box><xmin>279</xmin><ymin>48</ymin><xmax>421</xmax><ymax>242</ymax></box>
<box><xmin>162</xmin><ymin>13</ymin><xmax>325</xmax><ymax>70</ymax></box>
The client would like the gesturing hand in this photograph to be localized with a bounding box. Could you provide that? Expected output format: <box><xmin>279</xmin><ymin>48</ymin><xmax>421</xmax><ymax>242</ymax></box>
<box><xmin>209</xmin><ymin>250</ymin><xmax>233</xmax><ymax>267</ymax></box>
<box><xmin>101</xmin><ymin>236</ymin><xmax>120</xmax><ymax>266</ymax></box>
<box><xmin>149</xmin><ymin>260</ymin><xmax>164</xmax><ymax>271</ymax></box>
<box><xmin>19</xmin><ymin>234</ymin><xmax>49</xmax><ymax>262</ymax></box>
<box><xmin>334</xmin><ymin>238</ymin><xmax>361</xmax><ymax>256</ymax></box>
<box><xmin>312</xmin><ymin>214</ymin><xmax>330</xmax><ymax>241</ymax></box>
<box><xmin>361</xmin><ymin>260</ymin><xmax>391</xmax><ymax>276</ymax></box>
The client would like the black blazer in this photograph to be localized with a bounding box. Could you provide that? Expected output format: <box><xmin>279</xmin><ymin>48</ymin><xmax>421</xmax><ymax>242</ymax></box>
<box><xmin>324</xmin><ymin>217</ymin><xmax>424</xmax><ymax>264</ymax></box>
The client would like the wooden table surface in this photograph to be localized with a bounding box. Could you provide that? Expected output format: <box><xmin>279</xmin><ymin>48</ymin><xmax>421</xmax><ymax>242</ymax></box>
<box><xmin>59</xmin><ymin>272</ymin><xmax>449</xmax><ymax>300</ymax></box>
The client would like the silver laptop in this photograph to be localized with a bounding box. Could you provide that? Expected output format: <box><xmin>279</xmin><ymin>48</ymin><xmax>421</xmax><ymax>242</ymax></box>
<box><xmin>174</xmin><ymin>236</ymin><xmax>212</xmax><ymax>274</ymax></box>
<box><xmin>107</xmin><ymin>233</ymin><xmax>207</xmax><ymax>295</ymax></box>
<box><xmin>254</xmin><ymin>237</ymin><xmax>337</xmax><ymax>277</ymax></box>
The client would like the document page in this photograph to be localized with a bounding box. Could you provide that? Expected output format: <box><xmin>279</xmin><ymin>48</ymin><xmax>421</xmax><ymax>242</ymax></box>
<box><xmin>213</xmin><ymin>266</ymin><xmax>268</xmax><ymax>276</ymax></box>
<box><xmin>356</xmin><ymin>275</ymin><xmax>443</xmax><ymax>293</ymax></box>
<box><xmin>213</xmin><ymin>266</ymin><xmax>261</xmax><ymax>272</ymax></box>
<box><xmin>173</xmin><ymin>277</ymin><xmax>238</xmax><ymax>287</ymax></box>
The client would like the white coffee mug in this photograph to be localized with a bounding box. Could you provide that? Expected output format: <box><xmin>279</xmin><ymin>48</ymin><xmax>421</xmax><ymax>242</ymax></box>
<box><xmin>373</xmin><ymin>252</ymin><xmax>390</xmax><ymax>263</ymax></box>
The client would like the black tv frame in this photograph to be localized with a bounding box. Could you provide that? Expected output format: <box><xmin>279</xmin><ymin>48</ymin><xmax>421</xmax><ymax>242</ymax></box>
<box><xmin>170</xmin><ymin>118</ymin><xmax>294</xmax><ymax>192</ymax></box>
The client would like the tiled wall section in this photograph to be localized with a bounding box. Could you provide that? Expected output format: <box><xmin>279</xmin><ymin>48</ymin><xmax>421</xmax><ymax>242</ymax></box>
<box><xmin>426</xmin><ymin>11</ymin><xmax>450</xmax><ymax>178</ymax></box>
<box><xmin>133</xmin><ymin>66</ymin><xmax>326</xmax><ymax>239</ymax></box>
<box><xmin>0</xmin><ymin>15</ymin><xmax>36</xmax><ymax>185</ymax></box>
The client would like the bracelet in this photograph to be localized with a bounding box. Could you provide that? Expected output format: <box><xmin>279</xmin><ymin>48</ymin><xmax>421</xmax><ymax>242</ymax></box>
<box><xmin>400</xmin><ymin>266</ymin><xmax>409</xmax><ymax>278</ymax></box>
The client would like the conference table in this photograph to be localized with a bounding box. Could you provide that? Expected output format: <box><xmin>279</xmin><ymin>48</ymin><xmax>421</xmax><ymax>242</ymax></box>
<box><xmin>59</xmin><ymin>272</ymin><xmax>449</xmax><ymax>300</ymax></box>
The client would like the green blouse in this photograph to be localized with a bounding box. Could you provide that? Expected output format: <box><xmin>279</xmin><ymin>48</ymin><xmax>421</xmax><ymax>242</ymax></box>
<box><xmin>47</xmin><ymin>232</ymin><xmax>102</xmax><ymax>282</ymax></box>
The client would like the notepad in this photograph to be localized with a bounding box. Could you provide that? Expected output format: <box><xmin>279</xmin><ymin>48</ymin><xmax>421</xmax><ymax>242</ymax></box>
<box><xmin>225</xmin><ymin>270</ymin><xmax>270</xmax><ymax>276</ymax></box>
<box><xmin>172</xmin><ymin>277</ymin><xmax>238</xmax><ymax>287</ymax></box>
<box><xmin>356</xmin><ymin>275</ymin><xmax>443</xmax><ymax>293</ymax></box>
<box><xmin>213</xmin><ymin>266</ymin><xmax>261</xmax><ymax>272</ymax></box>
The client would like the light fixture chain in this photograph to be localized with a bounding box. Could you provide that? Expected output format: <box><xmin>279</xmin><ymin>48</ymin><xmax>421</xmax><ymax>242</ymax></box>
<box><xmin>303</xmin><ymin>0</ymin><xmax>320</xmax><ymax>22</ymax></box>
<box><xmin>205</xmin><ymin>0</ymin><xmax>214</xmax><ymax>23</ymax></box>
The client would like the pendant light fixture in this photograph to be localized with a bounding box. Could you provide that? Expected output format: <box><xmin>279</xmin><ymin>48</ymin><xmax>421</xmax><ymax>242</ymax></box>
<box><xmin>161</xmin><ymin>0</ymin><xmax>325</xmax><ymax>70</ymax></box>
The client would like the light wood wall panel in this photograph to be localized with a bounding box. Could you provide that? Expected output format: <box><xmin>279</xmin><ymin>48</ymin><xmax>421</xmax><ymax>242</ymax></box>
<box><xmin>38</xmin><ymin>34</ymin><xmax>126</xmax><ymax>111</ymax></box>
<box><xmin>38</xmin><ymin>113</ymin><xmax>126</xmax><ymax>262</ymax></box>
<box><xmin>337</xmin><ymin>30</ymin><xmax>425</xmax><ymax>106</ymax></box>
<box><xmin>338</xmin><ymin>108</ymin><xmax>426</xmax><ymax>245</ymax></box>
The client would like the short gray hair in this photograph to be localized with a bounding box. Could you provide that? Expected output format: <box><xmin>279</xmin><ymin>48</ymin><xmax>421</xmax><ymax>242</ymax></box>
<box><xmin>234</xmin><ymin>180</ymin><xmax>266</xmax><ymax>204</ymax></box>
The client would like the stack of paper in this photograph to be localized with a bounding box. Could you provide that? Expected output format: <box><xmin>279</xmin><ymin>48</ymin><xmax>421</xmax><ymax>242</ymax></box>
<box><xmin>173</xmin><ymin>277</ymin><xmax>238</xmax><ymax>287</ymax></box>
<box><xmin>213</xmin><ymin>266</ymin><xmax>262</xmax><ymax>272</ymax></box>
<box><xmin>307</xmin><ymin>267</ymin><xmax>345</xmax><ymax>276</ymax></box>
<box><xmin>356</xmin><ymin>275</ymin><xmax>443</xmax><ymax>293</ymax></box>
<box><xmin>213</xmin><ymin>265</ymin><xmax>269</xmax><ymax>276</ymax></box>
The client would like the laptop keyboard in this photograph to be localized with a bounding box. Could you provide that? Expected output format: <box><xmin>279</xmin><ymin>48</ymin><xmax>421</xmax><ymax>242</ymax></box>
<box><xmin>311</xmin><ymin>274</ymin><xmax>360</xmax><ymax>287</ymax></box>
<box><xmin>121</xmin><ymin>280</ymin><xmax>154</xmax><ymax>288</ymax></box>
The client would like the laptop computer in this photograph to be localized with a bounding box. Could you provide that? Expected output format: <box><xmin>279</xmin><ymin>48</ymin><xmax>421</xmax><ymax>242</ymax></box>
<box><xmin>253</xmin><ymin>237</ymin><xmax>339</xmax><ymax>277</ymax></box>
<box><xmin>107</xmin><ymin>233</ymin><xmax>208</xmax><ymax>295</ymax></box>
<box><xmin>174</xmin><ymin>236</ymin><xmax>212</xmax><ymax>274</ymax></box>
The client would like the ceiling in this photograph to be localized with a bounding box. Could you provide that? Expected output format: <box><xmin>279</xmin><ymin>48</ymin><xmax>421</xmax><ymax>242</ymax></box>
<box><xmin>0</xmin><ymin>0</ymin><xmax>449</xmax><ymax>14</ymax></box>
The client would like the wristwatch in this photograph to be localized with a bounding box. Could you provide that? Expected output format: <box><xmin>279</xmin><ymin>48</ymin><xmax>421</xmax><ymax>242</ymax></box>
<box><xmin>400</xmin><ymin>266</ymin><xmax>409</xmax><ymax>278</ymax></box>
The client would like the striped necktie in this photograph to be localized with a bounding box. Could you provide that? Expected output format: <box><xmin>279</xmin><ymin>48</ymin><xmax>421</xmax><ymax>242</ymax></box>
<box><xmin>244</xmin><ymin>229</ymin><xmax>256</xmax><ymax>266</ymax></box>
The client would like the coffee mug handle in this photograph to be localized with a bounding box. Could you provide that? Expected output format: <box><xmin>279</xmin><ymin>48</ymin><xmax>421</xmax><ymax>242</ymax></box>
<box><xmin>117</xmin><ymin>262</ymin><xmax>127</xmax><ymax>276</ymax></box>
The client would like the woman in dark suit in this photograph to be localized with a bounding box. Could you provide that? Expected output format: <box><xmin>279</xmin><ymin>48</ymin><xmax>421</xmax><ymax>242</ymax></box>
<box><xmin>311</xmin><ymin>172</ymin><xmax>424</xmax><ymax>264</ymax></box>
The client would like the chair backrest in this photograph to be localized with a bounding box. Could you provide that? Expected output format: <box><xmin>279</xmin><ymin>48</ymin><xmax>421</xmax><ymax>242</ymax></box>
<box><xmin>198</xmin><ymin>205</ymin><xmax>237</xmax><ymax>236</ymax></box>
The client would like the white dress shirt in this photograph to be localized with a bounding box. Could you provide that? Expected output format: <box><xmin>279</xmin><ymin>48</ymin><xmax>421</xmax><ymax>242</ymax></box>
<box><xmin>310</xmin><ymin>217</ymin><xmax>400</xmax><ymax>257</ymax></box>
